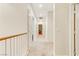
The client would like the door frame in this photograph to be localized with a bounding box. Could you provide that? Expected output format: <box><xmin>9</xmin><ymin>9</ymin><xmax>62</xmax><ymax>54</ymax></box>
<box><xmin>68</xmin><ymin>4</ymin><xmax>74</xmax><ymax>56</ymax></box>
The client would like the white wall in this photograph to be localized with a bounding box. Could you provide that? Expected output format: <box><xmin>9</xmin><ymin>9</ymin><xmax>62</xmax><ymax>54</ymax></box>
<box><xmin>55</xmin><ymin>4</ymin><xmax>70</xmax><ymax>56</ymax></box>
<box><xmin>47</xmin><ymin>11</ymin><xmax>53</xmax><ymax>42</ymax></box>
<box><xmin>0</xmin><ymin>3</ymin><xmax>28</xmax><ymax>56</ymax></box>
<box><xmin>47</xmin><ymin>11</ymin><xmax>53</xmax><ymax>55</ymax></box>
<box><xmin>0</xmin><ymin>3</ymin><xmax>28</xmax><ymax>36</ymax></box>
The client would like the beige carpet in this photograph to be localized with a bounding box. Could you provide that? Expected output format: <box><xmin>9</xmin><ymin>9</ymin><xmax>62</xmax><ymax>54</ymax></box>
<box><xmin>28</xmin><ymin>42</ymin><xmax>53</xmax><ymax>56</ymax></box>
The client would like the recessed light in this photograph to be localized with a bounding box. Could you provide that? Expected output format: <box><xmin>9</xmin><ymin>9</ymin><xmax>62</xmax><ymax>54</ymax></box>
<box><xmin>39</xmin><ymin>4</ymin><xmax>43</xmax><ymax>8</ymax></box>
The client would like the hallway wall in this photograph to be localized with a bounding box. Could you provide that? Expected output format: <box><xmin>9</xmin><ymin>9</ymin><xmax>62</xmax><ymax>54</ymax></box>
<box><xmin>55</xmin><ymin>4</ymin><xmax>70</xmax><ymax>55</ymax></box>
<box><xmin>0</xmin><ymin>4</ymin><xmax>28</xmax><ymax>56</ymax></box>
<box><xmin>47</xmin><ymin>11</ymin><xmax>53</xmax><ymax>42</ymax></box>
<box><xmin>0</xmin><ymin>3</ymin><xmax>28</xmax><ymax>36</ymax></box>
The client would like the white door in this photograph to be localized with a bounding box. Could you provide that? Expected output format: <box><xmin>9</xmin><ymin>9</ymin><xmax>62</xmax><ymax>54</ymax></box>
<box><xmin>55</xmin><ymin>3</ymin><xmax>74</xmax><ymax>56</ymax></box>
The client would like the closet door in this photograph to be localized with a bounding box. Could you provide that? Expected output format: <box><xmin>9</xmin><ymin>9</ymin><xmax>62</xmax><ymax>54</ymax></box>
<box><xmin>55</xmin><ymin>4</ymin><xmax>74</xmax><ymax>56</ymax></box>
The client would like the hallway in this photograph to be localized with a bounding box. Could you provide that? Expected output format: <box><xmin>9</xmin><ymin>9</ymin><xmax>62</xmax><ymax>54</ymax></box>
<box><xmin>27</xmin><ymin>3</ymin><xmax>54</xmax><ymax>56</ymax></box>
<box><xmin>0</xmin><ymin>3</ymin><xmax>79</xmax><ymax>56</ymax></box>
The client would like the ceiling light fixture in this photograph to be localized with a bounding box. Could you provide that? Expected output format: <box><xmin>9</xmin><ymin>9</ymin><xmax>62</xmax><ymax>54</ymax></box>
<box><xmin>39</xmin><ymin>4</ymin><xmax>43</xmax><ymax>8</ymax></box>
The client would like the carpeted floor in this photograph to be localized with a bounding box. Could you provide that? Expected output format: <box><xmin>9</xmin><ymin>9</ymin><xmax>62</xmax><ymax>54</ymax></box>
<box><xmin>28</xmin><ymin>42</ymin><xmax>53</xmax><ymax>56</ymax></box>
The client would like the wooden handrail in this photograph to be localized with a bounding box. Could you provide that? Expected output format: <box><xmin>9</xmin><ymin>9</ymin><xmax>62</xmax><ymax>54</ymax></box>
<box><xmin>0</xmin><ymin>32</ymin><xmax>27</xmax><ymax>41</ymax></box>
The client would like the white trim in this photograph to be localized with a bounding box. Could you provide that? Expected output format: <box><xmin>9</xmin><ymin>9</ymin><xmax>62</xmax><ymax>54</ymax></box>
<box><xmin>75</xmin><ymin>4</ymin><xmax>78</xmax><ymax>56</ymax></box>
<box><xmin>53</xmin><ymin>3</ymin><xmax>55</xmax><ymax>56</ymax></box>
<box><xmin>68</xmin><ymin>4</ymin><xmax>72</xmax><ymax>56</ymax></box>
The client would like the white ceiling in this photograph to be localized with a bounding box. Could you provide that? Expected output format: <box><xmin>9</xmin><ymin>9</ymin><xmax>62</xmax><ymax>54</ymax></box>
<box><xmin>31</xmin><ymin>3</ymin><xmax>53</xmax><ymax>19</ymax></box>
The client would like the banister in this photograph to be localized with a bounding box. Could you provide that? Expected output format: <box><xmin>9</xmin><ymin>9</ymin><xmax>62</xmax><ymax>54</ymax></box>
<box><xmin>0</xmin><ymin>32</ymin><xmax>27</xmax><ymax>41</ymax></box>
